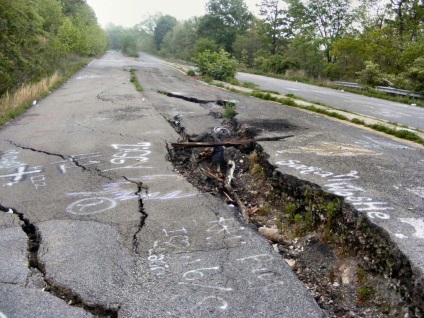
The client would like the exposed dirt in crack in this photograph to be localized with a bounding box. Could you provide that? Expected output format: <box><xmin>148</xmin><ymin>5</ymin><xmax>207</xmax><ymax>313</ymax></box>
<box><xmin>163</xmin><ymin>117</ymin><xmax>423</xmax><ymax>318</ymax></box>
<box><xmin>0</xmin><ymin>204</ymin><xmax>119</xmax><ymax>317</ymax></box>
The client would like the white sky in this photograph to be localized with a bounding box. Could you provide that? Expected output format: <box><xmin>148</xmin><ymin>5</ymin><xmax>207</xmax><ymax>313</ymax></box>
<box><xmin>86</xmin><ymin>0</ymin><xmax>261</xmax><ymax>28</ymax></box>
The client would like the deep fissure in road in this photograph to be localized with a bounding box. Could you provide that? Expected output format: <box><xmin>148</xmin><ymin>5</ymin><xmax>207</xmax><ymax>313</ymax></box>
<box><xmin>123</xmin><ymin>177</ymin><xmax>149</xmax><ymax>254</ymax></box>
<box><xmin>159</xmin><ymin>93</ymin><xmax>423</xmax><ymax>317</ymax></box>
<box><xmin>0</xmin><ymin>204</ymin><xmax>120</xmax><ymax>317</ymax></box>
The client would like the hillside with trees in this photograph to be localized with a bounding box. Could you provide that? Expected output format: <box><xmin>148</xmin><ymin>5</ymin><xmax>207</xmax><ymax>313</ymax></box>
<box><xmin>0</xmin><ymin>0</ymin><xmax>107</xmax><ymax>96</ymax></box>
<box><xmin>106</xmin><ymin>0</ymin><xmax>424</xmax><ymax>94</ymax></box>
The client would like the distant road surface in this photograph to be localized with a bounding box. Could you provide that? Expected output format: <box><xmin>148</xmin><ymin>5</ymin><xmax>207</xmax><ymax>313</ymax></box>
<box><xmin>237</xmin><ymin>72</ymin><xmax>424</xmax><ymax>130</ymax></box>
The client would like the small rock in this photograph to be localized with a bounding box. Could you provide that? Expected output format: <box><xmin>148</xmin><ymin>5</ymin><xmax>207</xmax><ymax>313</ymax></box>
<box><xmin>272</xmin><ymin>244</ymin><xmax>279</xmax><ymax>252</ymax></box>
<box><xmin>285</xmin><ymin>259</ymin><xmax>296</xmax><ymax>267</ymax></box>
<box><xmin>332</xmin><ymin>282</ymin><xmax>340</xmax><ymax>287</ymax></box>
<box><xmin>259</xmin><ymin>226</ymin><xmax>280</xmax><ymax>242</ymax></box>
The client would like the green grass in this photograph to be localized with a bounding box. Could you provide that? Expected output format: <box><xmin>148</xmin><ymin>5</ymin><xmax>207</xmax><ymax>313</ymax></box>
<box><xmin>367</xmin><ymin>124</ymin><xmax>424</xmax><ymax>143</ymax></box>
<box><xmin>129</xmin><ymin>68</ymin><xmax>143</xmax><ymax>92</ymax></box>
<box><xmin>242</xmin><ymin>81</ymin><xmax>259</xmax><ymax>89</ymax></box>
<box><xmin>202</xmin><ymin>77</ymin><xmax>424</xmax><ymax>145</ymax></box>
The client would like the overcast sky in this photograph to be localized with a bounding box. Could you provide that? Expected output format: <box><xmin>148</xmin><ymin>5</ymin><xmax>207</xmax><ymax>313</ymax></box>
<box><xmin>86</xmin><ymin>0</ymin><xmax>261</xmax><ymax>28</ymax></box>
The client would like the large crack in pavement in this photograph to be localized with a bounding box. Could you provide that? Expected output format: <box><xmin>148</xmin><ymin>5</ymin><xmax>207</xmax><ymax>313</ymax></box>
<box><xmin>123</xmin><ymin>177</ymin><xmax>149</xmax><ymax>254</ymax></box>
<box><xmin>157</xmin><ymin>91</ymin><xmax>423</xmax><ymax>317</ymax></box>
<box><xmin>157</xmin><ymin>90</ymin><xmax>237</xmax><ymax>107</ymax></box>
<box><xmin>0</xmin><ymin>204</ymin><xmax>119</xmax><ymax>317</ymax></box>
<box><xmin>8</xmin><ymin>140</ymin><xmax>114</xmax><ymax>181</ymax></box>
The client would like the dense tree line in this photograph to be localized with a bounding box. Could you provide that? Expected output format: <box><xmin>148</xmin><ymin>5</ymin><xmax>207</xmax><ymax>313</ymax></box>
<box><xmin>0</xmin><ymin>0</ymin><xmax>107</xmax><ymax>96</ymax></box>
<box><xmin>107</xmin><ymin>0</ymin><xmax>423</xmax><ymax>93</ymax></box>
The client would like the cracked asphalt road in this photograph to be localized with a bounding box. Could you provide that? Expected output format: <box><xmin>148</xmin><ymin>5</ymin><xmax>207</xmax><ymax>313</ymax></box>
<box><xmin>236</xmin><ymin>72</ymin><xmax>424</xmax><ymax>131</ymax></box>
<box><xmin>0</xmin><ymin>52</ymin><xmax>326</xmax><ymax>317</ymax></box>
<box><xmin>138</xmin><ymin>53</ymin><xmax>424</xmax><ymax>313</ymax></box>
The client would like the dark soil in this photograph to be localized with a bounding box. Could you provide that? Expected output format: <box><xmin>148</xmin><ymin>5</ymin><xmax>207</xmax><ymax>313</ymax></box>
<box><xmin>166</xmin><ymin>118</ymin><xmax>418</xmax><ymax>318</ymax></box>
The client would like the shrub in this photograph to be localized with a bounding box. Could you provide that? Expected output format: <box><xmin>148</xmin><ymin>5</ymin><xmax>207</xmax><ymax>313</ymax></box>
<box><xmin>186</xmin><ymin>69</ymin><xmax>196</xmax><ymax>76</ymax></box>
<box><xmin>406</xmin><ymin>57</ymin><xmax>424</xmax><ymax>94</ymax></box>
<box><xmin>193</xmin><ymin>49</ymin><xmax>238</xmax><ymax>81</ymax></box>
<box><xmin>357</xmin><ymin>61</ymin><xmax>386</xmax><ymax>87</ymax></box>
<box><xmin>261</xmin><ymin>55</ymin><xmax>299</xmax><ymax>74</ymax></box>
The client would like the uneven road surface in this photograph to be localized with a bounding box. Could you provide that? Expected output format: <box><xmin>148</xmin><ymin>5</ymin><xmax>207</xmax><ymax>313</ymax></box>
<box><xmin>1</xmin><ymin>51</ymin><xmax>424</xmax><ymax>317</ymax></box>
<box><xmin>236</xmin><ymin>72</ymin><xmax>424</xmax><ymax>131</ymax></box>
<box><xmin>0</xmin><ymin>52</ymin><xmax>326</xmax><ymax>317</ymax></box>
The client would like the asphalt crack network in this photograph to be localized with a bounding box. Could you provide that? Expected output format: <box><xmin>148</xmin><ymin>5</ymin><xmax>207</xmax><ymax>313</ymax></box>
<box><xmin>8</xmin><ymin>141</ymin><xmax>66</xmax><ymax>161</ymax></box>
<box><xmin>123</xmin><ymin>177</ymin><xmax>149</xmax><ymax>254</ymax></box>
<box><xmin>8</xmin><ymin>140</ymin><xmax>113</xmax><ymax>181</ymax></box>
<box><xmin>0</xmin><ymin>204</ymin><xmax>120</xmax><ymax>317</ymax></box>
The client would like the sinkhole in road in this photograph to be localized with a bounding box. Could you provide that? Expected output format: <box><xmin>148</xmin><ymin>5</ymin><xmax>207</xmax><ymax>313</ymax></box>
<box><xmin>162</xmin><ymin>111</ymin><xmax>423</xmax><ymax>317</ymax></box>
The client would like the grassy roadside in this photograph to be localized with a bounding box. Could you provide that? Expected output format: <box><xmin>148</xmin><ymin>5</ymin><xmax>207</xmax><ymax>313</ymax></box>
<box><xmin>211</xmin><ymin>81</ymin><xmax>424</xmax><ymax>145</ymax></box>
<box><xmin>239</xmin><ymin>67</ymin><xmax>424</xmax><ymax>108</ymax></box>
<box><xmin>0</xmin><ymin>56</ymin><xmax>92</xmax><ymax>127</ymax></box>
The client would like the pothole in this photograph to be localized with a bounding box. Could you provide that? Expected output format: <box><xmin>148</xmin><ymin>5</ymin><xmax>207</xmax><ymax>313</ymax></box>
<box><xmin>164</xmin><ymin>117</ymin><xmax>422</xmax><ymax>318</ymax></box>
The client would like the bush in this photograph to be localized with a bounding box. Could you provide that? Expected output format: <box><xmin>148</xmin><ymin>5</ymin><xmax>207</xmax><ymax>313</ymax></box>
<box><xmin>406</xmin><ymin>57</ymin><xmax>424</xmax><ymax>94</ymax></box>
<box><xmin>260</xmin><ymin>55</ymin><xmax>300</xmax><ymax>74</ymax></box>
<box><xmin>193</xmin><ymin>38</ymin><xmax>219</xmax><ymax>56</ymax></box>
<box><xmin>193</xmin><ymin>49</ymin><xmax>238</xmax><ymax>81</ymax></box>
<box><xmin>357</xmin><ymin>61</ymin><xmax>386</xmax><ymax>87</ymax></box>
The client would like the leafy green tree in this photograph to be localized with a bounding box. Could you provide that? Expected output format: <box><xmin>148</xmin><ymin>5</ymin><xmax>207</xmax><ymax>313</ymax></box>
<box><xmin>59</xmin><ymin>0</ymin><xmax>86</xmax><ymax>16</ymax></box>
<box><xmin>406</xmin><ymin>57</ymin><xmax>424</xmax><ymax>93</ymax></box>
<box><xmin>233</xmin><ymin>25</ymin><xmax>263</xmax><ymax>66</ymax></box>
<box><xmin>197</xmin><ymin>0</ymin><xmax>253</xmax><ymax>52</ymax></box>
<box><xmin>105</xmin><ymin>24</ymin><xmax>125</xmax><ymax>50</ymax></box>
<box><xmin>0</xmin><ymin>0</ymin><xmax>106</xmax><ymax>96</ymax></box>
<box><xmin>0</xmin><ymin>0</ymin><xmax>45</xmax><ymax>94</ymax></box>
<box><xmin>37</xmin><ymin>0</ymin><xmax>64</xmax><ymax>34</ymax></box>
<box><xmin>154</xmin><ymin>15</ymin><xmax>177</xmax><ymax>50</ymax></box>
<box><xmin>257</xmin><ymin>0</ymin><xmax>290</xmax><ymax>55</ymax></box>
<box><xmin>193</xmin><ymin>38</ymin><xmax>220</xmax><ymax>56</ymax></box>
<box><xmin>387</xmin><ymin>0</ymin><xmax>424</xmax><ymax>40</ymax></box>
<box><xmin>284</xmin><ymin>32</ymin><xmax>326</xmax><ymax>77</ymax></box>
<box><xmin>160</xmin><ymin>19</ymin><xmax>198</xmax><ymax>59</ymax></box>
<box><xmin>330</xmin><ymin>35</ymin><xmax>374</xmax><ymax>79</ymax></box>
<box><xmin>285</xmin><ymin>0</ymin><xmax>357</xmax><ymax>63</ymax></box>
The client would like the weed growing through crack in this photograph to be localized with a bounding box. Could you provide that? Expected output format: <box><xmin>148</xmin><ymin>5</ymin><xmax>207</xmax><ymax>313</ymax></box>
<box><xmin>285</xmin><ymin>203</ymin><xmax>297</xmax><ymax>223</ymax></box>
<box><xmin>356</xmin><ymin>268</ymin><xmax>376</xmax><ymax>304</ymax></box>
<box><xmin>130</xmin><ymin>68</ymin><xmax>143</xmax><ymax>92</ymax></box>
<box><xmin>258</xmin><ymin>202</ymin><xmax>272</xmax><ymax>216</ymax></box>
<box><xmin>223</xmin><ymin>102</ymin><xmax>237</xmax><ymax>119</ymax></box>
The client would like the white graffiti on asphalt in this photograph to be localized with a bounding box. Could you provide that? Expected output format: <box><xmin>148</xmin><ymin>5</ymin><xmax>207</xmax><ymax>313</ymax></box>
<box><xmin>103</xmin><ymin>142</ymin><xmax>153</xmax><ymax>171</ymax></box>
<box><xmin>0</xmin><ymin>150</ymin><xmax>44</xmax><ymax>187</ymax></box>
<box><xmin>276</xmin><ymin>158</ymin><xmax>424</xmax><ymax>240</ymax></box>
<box><xmin>275</xmin><ymin>159</ymin><xmax>394</xmax><ymax>220</ymax></box>
<box><xmin>398</xmin><ymin>218</ymin><xmax>424</xmax><ymax>239</ymax></box>
<box><xmin>66</xmin><ymin>176</ymin><xmax>198</xmax><ymax>215</ymax></box>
